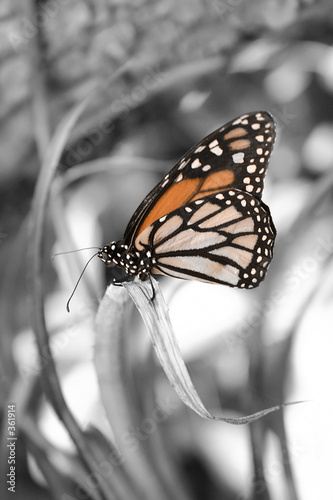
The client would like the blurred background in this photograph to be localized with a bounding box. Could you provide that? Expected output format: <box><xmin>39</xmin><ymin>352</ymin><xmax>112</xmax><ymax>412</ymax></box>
<box><xmin>1</xmin><ymin>1</ymin><xmax>333</xmax><ymax>499</ymax></box>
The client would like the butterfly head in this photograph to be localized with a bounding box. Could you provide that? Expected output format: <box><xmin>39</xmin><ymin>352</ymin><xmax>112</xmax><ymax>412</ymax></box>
<box><xmin>98</xmin><ymin>240</ymin><xmax>130</xmax><ymax>269</ymax></box>
<box><xmin>98</xmin><ymin>240</ymin><xmax>152</xmax><ymax>282</ymax></box>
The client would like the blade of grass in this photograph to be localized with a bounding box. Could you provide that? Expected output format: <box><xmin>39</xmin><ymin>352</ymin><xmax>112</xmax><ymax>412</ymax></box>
<box><xmin>122</xmin><ymin>278</ymin><xmax>299</xmax><ymax>424</ymax></box>
<box><xmin>95</xmin><ymin>285</ymin><xmax>184</xmax><ymax>500</ymax></box>
<box><xmin>23</xmin><ymin>420</ymin><xmax>103</xmax><ymax>500</ymax></box>
<box><xmin>0</xmin><ymin>224</ymin><xmax>29</xmax><ymax>402</ymax></box>
<box><xmin>128</xmin><ymin>344</ymin><xmax>193</xmax><ymax>500</ymax></box>
<box><xmin>27</xmin><ymin>93</ymin><xmax>109</xmax><ymax>500</ymax></box>
<box><xmin>26</xmin><ymin>0</ymin><xmax>52</xmax><ymax>159</ymax></box>
<box><xmin>23</xmin><ymin>432</ymin><xmax>98</xmax><ymax>500</ymax></box>
<box><xmin>27</xmin><ymin>62</ymin><xmax>141</xmax><ymax>499</ymax></box>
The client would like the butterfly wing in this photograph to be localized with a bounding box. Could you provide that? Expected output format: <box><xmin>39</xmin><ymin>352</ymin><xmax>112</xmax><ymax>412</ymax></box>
<box><xmin>124</xmin><ymin>111</ymin><xmax>276</xmax><ymax>246</ymax></box>
<box><xmin>134</xmin><ymin>189</ymin><xmax>276</xmax><ymax>289</ymax></box>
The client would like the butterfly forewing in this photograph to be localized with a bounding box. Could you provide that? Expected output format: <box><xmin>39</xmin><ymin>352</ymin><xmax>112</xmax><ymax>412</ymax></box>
<box><xmin>124</xmin><ymin>111</ymin><xmax>276</xmax><ymax>245</ymax></box>
<box><xmin>135</xmin><ymin>189</ymin><xmax>276</xmax><ymax>289</ymax></box>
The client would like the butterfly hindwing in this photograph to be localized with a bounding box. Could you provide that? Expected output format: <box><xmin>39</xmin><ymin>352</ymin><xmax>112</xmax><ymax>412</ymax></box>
<box><xmin>124</xmin><ymin>111</ymin><xmax>276</xmax><ymax>244</ymax></box>
<box><xmin>134</xmin><ymin>189</ymin><xmax>276</xmax><ymax>289</ymax></box>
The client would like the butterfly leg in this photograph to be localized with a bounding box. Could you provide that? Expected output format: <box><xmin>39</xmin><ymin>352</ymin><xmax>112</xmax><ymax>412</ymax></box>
<box><xmin>148</xmin><ymin>275</ymin><xmax>156</xmax><ymax>302</ymax></box>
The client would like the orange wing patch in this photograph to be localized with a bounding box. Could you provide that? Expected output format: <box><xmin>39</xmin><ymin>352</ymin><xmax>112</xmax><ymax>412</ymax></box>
<box><xmin>190</xmin><ymin>170</ymin><xmax>235</xmax><ymax>201</ymax></box>
<box><xmin>229</xmin><ymin>139</ymin><xmax>251</xmax><ymax>150</ymax></box>
<box><xmin>198</xmin><ymin>169</ymin><xmax>235</xmax><ymax>193</ymax></box>
<box><xmin>223</xmin><ymin>127</ymin><xmax>248</xmax><ymax>140</ymax></box>
<box><xmin>138</xmin><ymin>178</ymin><xmax>201</xmax><ymax>235</ymax></box>
<box><xmin>137</xmin><ymin>170</ymin><xmax>235</xmax><ymax>236</ymax></box>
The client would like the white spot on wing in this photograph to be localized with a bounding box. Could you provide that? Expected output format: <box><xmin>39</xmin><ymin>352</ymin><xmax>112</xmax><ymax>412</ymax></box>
<box><xmin>179</xmin><ymin>159</ymin><xmax>188</xmax><ymax>170</ymax></box>
<box><xmin>247</xmin><ymin>165</ymin><xmax>256</xmax><ymax>173</ymax></box>
<box><xmin>211</xmin><ymin>146</ymin><xmax>223</xmax><ymax>156</ymax></box>
<box><xmin>232</xmin><ymin>152</ymin><xmax>245</xmax><ymax>164</ymax></box>
<box><xmin>191</xmin><ymin>158</ymin><xmax>202</xmax><ymax>169</ymax></box>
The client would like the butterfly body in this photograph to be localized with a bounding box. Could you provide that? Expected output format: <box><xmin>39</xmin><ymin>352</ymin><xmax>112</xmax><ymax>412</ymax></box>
<box><xmin>98</xmin><ymin>111</ymin><xmax>277</xmax><ymax>289</ymax></box>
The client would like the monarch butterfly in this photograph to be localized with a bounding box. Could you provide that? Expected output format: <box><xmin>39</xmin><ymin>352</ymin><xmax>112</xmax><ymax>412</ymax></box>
<box><xmin>98</xmin><ymin>111</ymin><xmax>276</xmax><ymax>289</ymax></box>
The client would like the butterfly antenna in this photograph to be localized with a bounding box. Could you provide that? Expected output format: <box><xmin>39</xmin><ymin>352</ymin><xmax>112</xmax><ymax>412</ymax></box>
<box><xmin>66</xmin><ymin>252</ymin><xmax>99</xmax><ymax>312</ymax></box>
<box><xmin>51</xmin><ymin>247</ymin><xmax>100</xmax><ymax>260</ymax></box>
